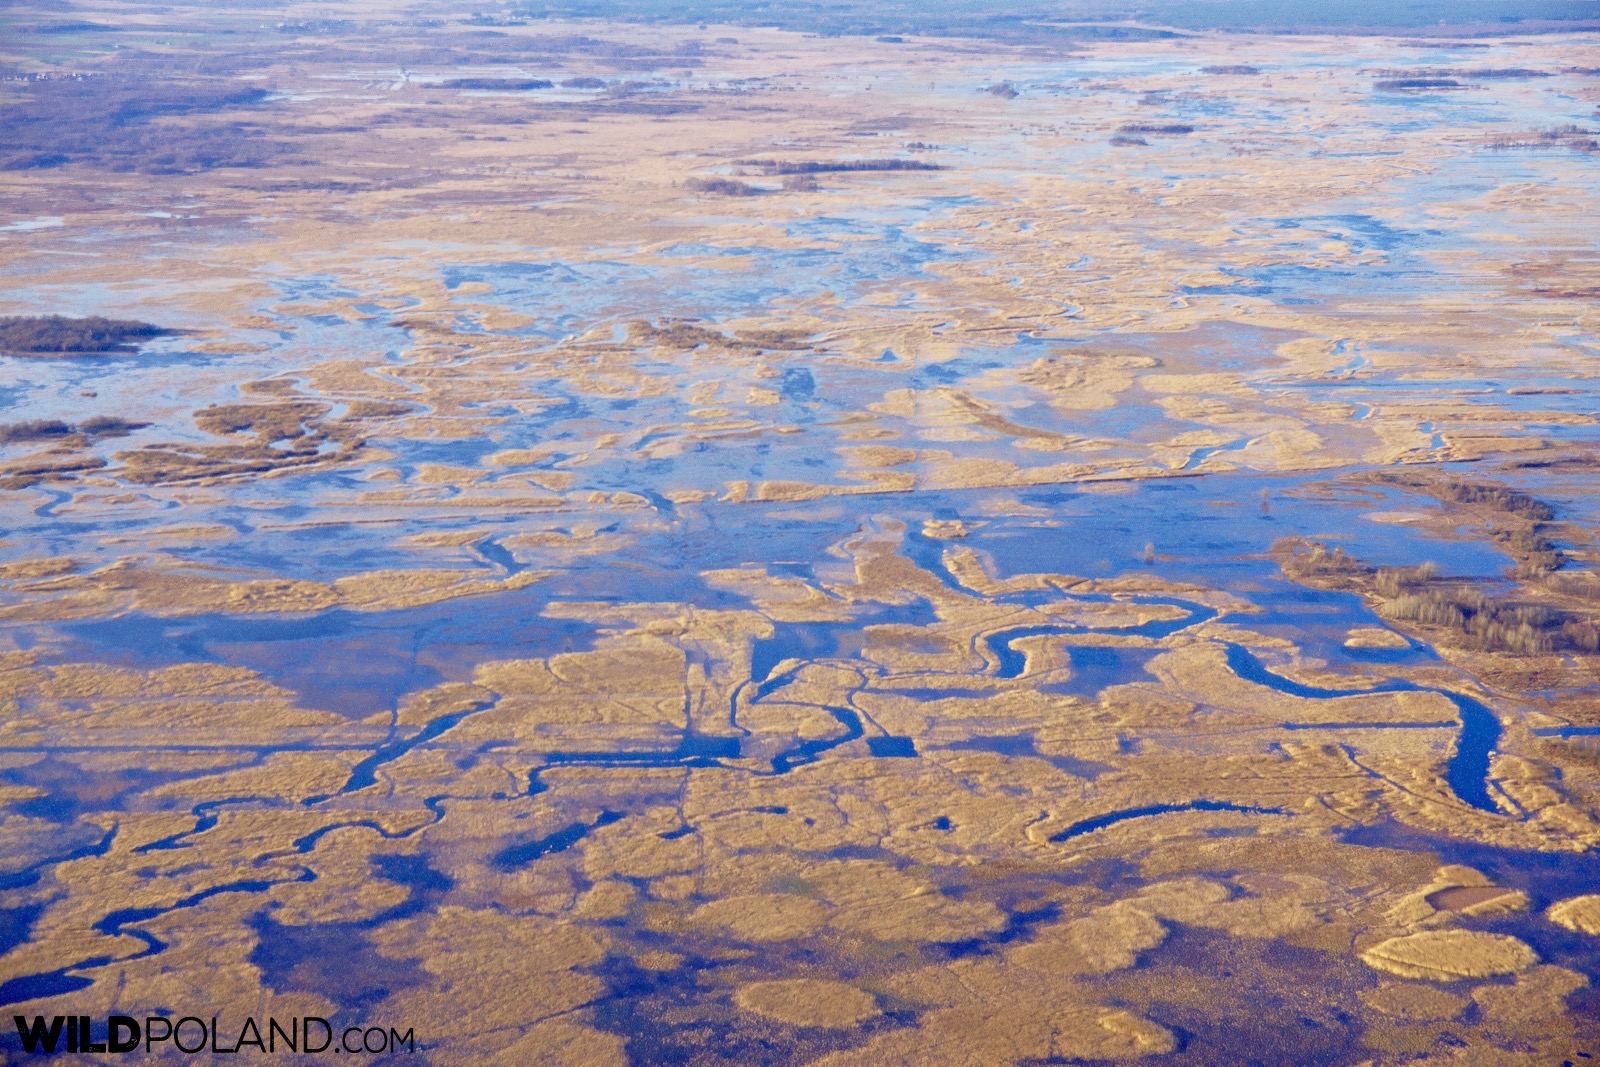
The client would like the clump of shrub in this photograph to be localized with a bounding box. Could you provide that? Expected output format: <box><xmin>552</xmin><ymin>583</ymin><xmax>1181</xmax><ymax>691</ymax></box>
<box><xmin>439</xmin><ymin>78</ymin><xmax>552</xmax><ymax>90</ymax></box>
<box><xmin>1374</xmin><ymin>67</ymin><xmax>1551</xmax><ymax>81</ymax></box>
<box><xmin>1372</xmin><ymin>561</ymin><xmax>1437</xmax><ymax>597</ymax></box>
<box><xmin>627</xmin><ymin>320</ymin><xmax>731</xmax><ymax>350</ymax></box>
<box><xmin>0</xmin><ymin>415</ymin><xmax>150</xmax><ymax>445</ymax></box>
<box><xmin>1117</xmin><ymin>122</ymin><xmax>1195</xmax><ymax>135</ymax></box>
<box><xmin>0</xmin><ymin>76</ymin><xmax>278</xmax><ymax>173</ymax></box>
<box><xmin>684</xmin><ymin>176</ymin><xmax>761</xmax><ymax>196</ymax></box>
<box><xmin>1281</xmin><ymin>539</ymin><xmax>1600</xmax><ymax>656</ymax></box>
<box><xmin>1397</xmin><ymin>474</ymin><xmax>1554</xmax><ymax>521</ymax></box>
<box><xmin>0</xmin><ymin>420</ymin><xmax>73</xmax><ymax>444</ymax></box>
<box><xmin>737</xmin><ymin>158</ymin><xmax>941</xmax><ymax>175</ymax></box>
<box><xmin>1379</xmin><ymin>588</ymin><xmax>1599</xmax><ymax>654</ymax></box>
<box><xmin>80</xmin><ymin>416</ymin><xmax>149</xmax><ymax>437</ymax></box>
<box><xmin>1488</xmin><ymin>126</ymin><xmax>1599</xmax><ymax>152</ymax></box>
<box><xmin>1283</xmin><ymin>542</ymin><xmax>1373</xmax><ymax>583</ymax></box>
<box><xmin>1459</xmin><ymin>68</ymin><xmax>1552</xmax><ymax>79</ymax></box>
<box><xmin>1542</xmin><ymin>571</ymin><xmax>1600</xmax><ymax>601</ymax></box>
<box><xmin>1370</xmin><ymin>471</ymin><xmax>1563</xmax><ymax>576</ymax></box>
<box><xmin>1374</xmin><ymin>78</ymin><xmax>1462</xmax><ymax>91</ymax></box>
<box><xmin>0</xmin><ymin>315</ymin><xmax>168</xmax><ymax>354</ymax></box>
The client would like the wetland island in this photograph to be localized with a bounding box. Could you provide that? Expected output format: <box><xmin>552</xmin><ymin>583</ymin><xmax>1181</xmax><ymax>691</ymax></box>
<box><xmin>1</xmin><ymin>0</ymin><xmax>1599</xmax><ymax>1062</ymax></box>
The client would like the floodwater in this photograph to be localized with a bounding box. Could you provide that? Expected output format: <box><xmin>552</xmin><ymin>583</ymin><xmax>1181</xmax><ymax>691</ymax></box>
<box><xmin>1</xmin><ymin>20</ymin><xmax>1598</xmax><ymax>1064</ymax></box>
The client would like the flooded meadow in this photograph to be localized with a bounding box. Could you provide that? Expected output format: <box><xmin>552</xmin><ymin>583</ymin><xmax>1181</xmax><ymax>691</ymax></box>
<box><xmin>1</xmin><ymin>3</ymin><xmax>1599</xmax><ymax>1062</ymax></box>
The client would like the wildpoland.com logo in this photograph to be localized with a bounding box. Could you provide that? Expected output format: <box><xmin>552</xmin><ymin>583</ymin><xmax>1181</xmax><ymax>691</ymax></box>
<box><xmin>12</xmin><ymin>1015</ymin><xmax>415</xmax><ymax>1056</ymax></box>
